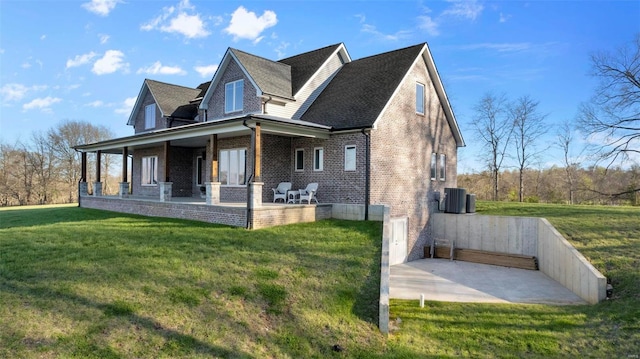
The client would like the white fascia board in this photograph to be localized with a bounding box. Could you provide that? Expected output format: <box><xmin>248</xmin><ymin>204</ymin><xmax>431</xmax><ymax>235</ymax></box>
<box><xmin>422</xmin><ymin>44</ymin><xmax>465</xmax><ymax>147</ymax></box>
<box><xmin>241</xmin><ymin>118</ymin><xmax>331</xmax><ymax>139</ymax></box>
<box><xmin>371</xmin><ymin>44</ymin><xmax>427</xmax><ymax>130</ymax></box>
<box><xmin>76</xmin><ymin>121</ymin><xmax>248</xmax><ymax>152</ymax></box>
<box><xmin>126</xmin><ymin>81</ymin><xmax>149</xmax><ymax>126</ymax></box>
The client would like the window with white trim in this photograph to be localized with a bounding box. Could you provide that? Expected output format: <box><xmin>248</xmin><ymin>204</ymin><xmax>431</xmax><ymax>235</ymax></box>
<box><xmin>416</xmin><ymin>82</ymin><xmax>425</xmax><ymax>115</ymax></box>
<box><xmin>313</xmin><ymin>147</ymin><xmax>324</xmax><ymax>171</ymax></box>
<box><xmin>430</xmin><ymin>153</ymin><xmax>437</xmax><ymax>180</ymax></box>
<box><xmin>439</xmin><ymin>153</ymin><xmax>446</xmax><ymax>181</ymax></box>
<box><xmin>142</xmin><ymin>156</ymin><xmax>158</xmax><ymax>186</ymax></box>
<box><xmin>225</xmin><ymin>79</ymin><xmax>243</xmax><ymax>113</ymax></box>
<box><xmin>219</xmin><ymin>148</ymin><xmax>246</xmax><ymax>186</ymax></box>
<box><xmin>344</xmin><ymin>145</ymin><xmax>356</xmax><ymax>171</ymax></box>
<box><xmin>145</xmin><ymin>103</ymin><xmax>156</xmax><ymax>129</ymax></box>
<box><xmin>295</xmin><ymin>149</ymin><xmax>304</xmax><ymax>172</ymax></box>
<box><xmin>196</xmin><ymin>155</ymin><xmax>204</xmax><ymax>186</ymax></box>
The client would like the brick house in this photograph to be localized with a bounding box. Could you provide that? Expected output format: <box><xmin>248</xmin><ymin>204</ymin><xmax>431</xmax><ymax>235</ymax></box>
<box><xmin>75</xmin><ymin>42</ymin><xmax>464</xmax><ymax>261</ymax></box>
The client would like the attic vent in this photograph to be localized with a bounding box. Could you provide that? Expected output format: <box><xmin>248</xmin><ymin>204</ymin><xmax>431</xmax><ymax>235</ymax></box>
<box><xmin>445</xmin><ymin>188</ymin><xmax>467</xmax><ymax>214</ymax></box>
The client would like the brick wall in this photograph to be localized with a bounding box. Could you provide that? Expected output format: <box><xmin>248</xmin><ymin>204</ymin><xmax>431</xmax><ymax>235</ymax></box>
<box><xmin>289</xmin><ymin>133</ymin><xmax>367</xmax><ymax>204</ymax></box>
<box><xmin>369</xmin><ymin>55</ymin><xmax>458</xmax><ymax>261</ymax></box>
<box><xmin>205</xmin><ymin>59</ymin><xmax>261</xmax><ymax>120</ymax></box>
<box><xmin>132</xmin><ymin>90</ymin><xmax>164</xmax><ymax>134</ymax></box>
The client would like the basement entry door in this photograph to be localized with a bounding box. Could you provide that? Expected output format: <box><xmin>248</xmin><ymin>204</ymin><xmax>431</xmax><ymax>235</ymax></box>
<box><xmin>389</xmin><ymin>217</ymin><xmax>408</xmax><ymax>265</ymax></box>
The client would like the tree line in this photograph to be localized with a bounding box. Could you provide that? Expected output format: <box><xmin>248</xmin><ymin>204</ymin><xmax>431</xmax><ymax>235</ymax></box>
<box><xmin>459</xmin><ymin>166</ymin><xmax>640</xmax><ymax>206</ymax></box>
<box><xmin>0</xmin><ymin>121</ymin><xmax>116</xmax><ymax>206</ymax></box>
<box><xmin>467</xmin><ymin>34</ymin><xmax>639</xmax><ymax>204</ymax></box>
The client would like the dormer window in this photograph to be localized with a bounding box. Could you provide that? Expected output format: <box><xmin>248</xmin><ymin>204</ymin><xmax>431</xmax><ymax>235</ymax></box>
<box><xmin>225</xmin><ymin>79</ymin><xmax>243</xmax><ymax>113</ymax></box>
<box><xmin>145</xmin><ymin>103</ymin><xmax>156</xmax><ymax>129</ymax></box>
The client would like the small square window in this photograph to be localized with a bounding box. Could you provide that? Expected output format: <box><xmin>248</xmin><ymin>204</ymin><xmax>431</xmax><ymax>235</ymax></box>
<box><xmin>295</xmin><ymin>149</ymin><xmax>304</xmax><ymax>171</ymax></box>
<box><xmin>344</xmin><ymin>145</ymin><xmax>356</xmax><ymax>171</ymax></box>
<box><xmin>313</xmin><ymin>147</ymin><xmax>324</xmax><ymax>171</ymax></box>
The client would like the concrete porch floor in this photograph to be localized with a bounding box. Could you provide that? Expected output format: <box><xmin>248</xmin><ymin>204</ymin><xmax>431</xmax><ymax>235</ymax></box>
<box><xmin>390</xmin><ymin>258</ymin><xmax>586</xmax><ymax>305</ymax></box>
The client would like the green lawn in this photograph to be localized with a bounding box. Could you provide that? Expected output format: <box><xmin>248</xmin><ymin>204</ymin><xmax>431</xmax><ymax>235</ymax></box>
<box><xmin>1</xmin><ymin>203</ymin><xmax>638</xmax><ymax>358</ymax></box>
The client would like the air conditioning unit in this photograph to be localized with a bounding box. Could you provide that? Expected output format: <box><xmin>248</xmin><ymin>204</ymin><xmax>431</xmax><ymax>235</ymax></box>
<box><xmin>466</xmin><ymin>194</ymin><xmax>476</xmax><ymax>213</ymax></box>
<box><xmin>445</xmin><ymin>188</ymin><xmax>467</xmax><ymax>214</ymax></box>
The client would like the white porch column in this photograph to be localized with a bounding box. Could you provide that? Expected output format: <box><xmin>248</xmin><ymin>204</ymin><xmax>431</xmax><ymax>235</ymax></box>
<box><xmin>205</xmin><ymin>182</ymin><xmax>221</xmax><ymax>205</ymax></box>
<box><xmin>160</xmin><ymin>182</ymin><xmax>173</xmax><ymax>202</ymax></box>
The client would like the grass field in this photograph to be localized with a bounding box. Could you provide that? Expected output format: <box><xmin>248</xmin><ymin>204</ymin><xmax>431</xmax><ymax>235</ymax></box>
<box><xmin>1</xmin><ymin>202</ymin><xmax>638</xmax><ymax>358</ymax></box>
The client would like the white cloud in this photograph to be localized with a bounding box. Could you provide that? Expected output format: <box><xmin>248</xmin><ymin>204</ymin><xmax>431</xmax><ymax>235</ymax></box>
<box><xmin>456</xmin><ymin>42</ymin><xmax>534</xmax><ymax>53</ymax></box>
<box><xmin>23</xmin><ymin>96</ymin><xmax>62</xmax><ymax>111</ymax></box>
<box><xmin>137</xmin><ymin>61</ymin><xmax>186</xmax><ymax>75</ymax></box>
<box><xmin>115</xmin><ymin>96</ymin><xmax>136</xmax><ymax>115</ymax></box>
<box><xmin>40</xmin><ymin>35</ymin><xmax>46</xmax><ymax>40</ymax></box>
<box><xmin>92</xmin><ymin>50</ymin><xmax>128</xmax><ymax>75</ymax></box>
<box><xmin>499</xmin><ymin>13</ymin><xmax>511</xmax><ymax>23</ymax></box>
<box><xmin>274</xmin><ymin>41</ymin><xmax>290</xmax><ymax>59</ymax></box>
<box><xmin>417</xmin><ymin>15</ymin><xmax>440</xmax><ymax>36</ymax></box>
<box><xmin>85</xmin><ymin>100</ymin><xmax>104</xmax><ymax>107</ymax></box>
<box><xmin>224</xmin><ymin>6</ymin><xmax>277</xmax><ymax>43</ymax></box>
<box><xmin>442</xmin><ymin>0</ymin><xmax>484</xmax><ymax>20</ymax></box>
<box><xmin>1</xmin><ymin>84</ymin><xmax>47</xmax><ymax>102</ymax></box>
<box><xmin>66</xmin><ymin>51</ymin><xmax>97</xmax><ymax>69</ymax></box>
<box><xmin>82</xmin><ymin>0</ymin><xmax>121</xmax><ymax>16</ymax></box>
<box><xmin>361</xmin><ymin>24</ymin><xmax>412</xmax><ymax>42</ymax></box>
<box><xmin>194</xmin><ymin>64</ymin><xmax>218</xmax><ymax>78</ymax></box>
<box><xmin>21</xmin><ymin>62</ymin><xmax>32</xmax><ymax>69</ymax></box>
<box><xmin>141</xmin><ymin>0</ymin><xmax>210</xmax><ymax>39</ymax></box>
<box><xmin>99</xmin><ymin>34</ymin><xmax>110</xmax><ymax>44</ymax></box>
<box><xmin>0</xmin><ymin>48</ymin><xmax>4</xmax><ymax>54</ymax></box>
<box><xmin>1</xmin><ymin>84</ymin><xmax>29</xmax><ymax>102</ymax></box>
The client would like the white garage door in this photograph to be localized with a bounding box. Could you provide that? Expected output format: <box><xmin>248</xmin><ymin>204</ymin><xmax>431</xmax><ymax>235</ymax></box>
<box><xmin>389</xmin><ymin>217</ymin><xmax>408</xmax><ymax>265</ymax></box>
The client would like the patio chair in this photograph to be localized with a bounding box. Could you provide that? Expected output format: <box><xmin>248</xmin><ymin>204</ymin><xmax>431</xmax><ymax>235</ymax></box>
<box><xmin>298</xmin><ymin>183</ymin><xmax>319</xmax><ymax>204</ymax></box>
<box><xmin>272</xmin><ymin>182</ymin><xmax>292</xmax><ymax>203</ymax></box>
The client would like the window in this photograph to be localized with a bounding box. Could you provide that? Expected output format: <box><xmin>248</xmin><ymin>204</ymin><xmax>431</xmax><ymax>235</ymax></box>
<box><xmin>225</xmin><ymin>79</ymin><xmax>243</xmax><ymax>113</ymax></box>
<box><xmin>142</xmin><ymin>156</ymin><xmax>158</xmax><ymax>186</ymax></box>
<box><xmin>416</xmin><ymin>83</ymin><xmax>425</xmax><ymax>115</ymax></box>
<box><xmin>439</xmin><ymin>154</ymin><xmax>446</xmax><ymax>181</ymax></box>
<box><xmin>430</xmin><ymin>153</ymin><xmax>437</xmax><ymax>180</ymax></box>
<box><xmin>344</xmin><ymin>145</ymin><xmax>356</xmax><ymax>171</ymax></box>
<box><xmin>196</xmin><ymin>156</ymin><xmax>204</xmax><ymax>186</ymax></box>
<box><xmin>145</xmin><ymin>104</ymin><xmax>156</xmax><ymax>129</ymax></box>
<box><xmin>219</xmin><ymin>149</ymin><xmax>246</xmax><ymax>186</ymax></box>
<box><xmin>295</xmin><ymin>149</ymin><xmax>304</xmax><ymax>172</ymax></box>
<box><xmin>313</xmin><ymin>147</ymin><xmax>324</xmax><ymax>171</ymax></box>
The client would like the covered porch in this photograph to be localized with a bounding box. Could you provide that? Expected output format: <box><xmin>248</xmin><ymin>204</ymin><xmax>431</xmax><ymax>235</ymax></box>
<box><xmin>75</xmin><ymin>114</ymin><xmax>334</xmax><ymax>228</ymax></box>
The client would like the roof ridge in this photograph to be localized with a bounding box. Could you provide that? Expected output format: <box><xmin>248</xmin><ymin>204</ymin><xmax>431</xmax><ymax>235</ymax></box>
<box><xmin>145</xmin><ymin>78</ymin><xmax>199</xmax><ymax>90</ymax></box>
<box><xmin>278</xmin><ymin>43</ymin><xmax>342</xmax><ymax>63</ymax></box>
<box><xmin>350</xmin><ymin>43</ymin><xmax>425</xmax><ymax>63</ymax></box>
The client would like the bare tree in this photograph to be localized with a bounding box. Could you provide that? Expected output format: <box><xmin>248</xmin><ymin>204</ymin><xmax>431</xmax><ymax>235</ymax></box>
<box><xmin>48</xmin><ymin>120</ymin><xmax>113</xmax><ymax>202</ymax></box>
<box><xmin>578</xmin><ymin>34</ymin><xmax>640</xmax><ymax>169</ymax></box>
<box><xmin>472</xmin><ymin>92</ymin><xmax>514</xmax><ymax>200</ymax></box>
<box><xmin>555</xmin><ymin>120</ymin><xmax>584</xmax><ymax>204</ymax></box>
<box><xmin>510</xmin><ymin>95</ymin><xmax>548</xmax><ymax>202</ymax></box>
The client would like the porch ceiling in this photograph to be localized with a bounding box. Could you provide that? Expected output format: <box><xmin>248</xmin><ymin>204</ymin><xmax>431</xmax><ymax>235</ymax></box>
<box><xmin>74</xmin><ymin>114</ymin><xmax>332</xmax><ymax>154</ymax></box>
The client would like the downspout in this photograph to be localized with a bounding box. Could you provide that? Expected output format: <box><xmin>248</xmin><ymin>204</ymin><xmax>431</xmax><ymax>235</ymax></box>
<box><xmin>261</xmin><ymin>96</ymin><xmax>273</xmax><ymax>114</ymax></box>
<box><xmin>362</xmin><ymin>129</ymin><xmax>371</xmax><ymax>221</ymax></box>
<box><xmin>243</xmin><ymin>118</ymin><xmax>253</xmax><ymax>229</ymax></box>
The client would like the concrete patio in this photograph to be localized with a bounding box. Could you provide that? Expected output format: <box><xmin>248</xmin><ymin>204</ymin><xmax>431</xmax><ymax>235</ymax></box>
<box><xmin>390</xmin><ymin>258</ymin><xmax>586</xmax><ymax>305</ymax></box>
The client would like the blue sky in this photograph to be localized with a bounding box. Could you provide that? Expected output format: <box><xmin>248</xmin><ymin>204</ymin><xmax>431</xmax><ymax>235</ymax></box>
<box><xmin>1</xmin><ymin>0</ymin><xmax>638</xmax><ymax>173</ymax></box>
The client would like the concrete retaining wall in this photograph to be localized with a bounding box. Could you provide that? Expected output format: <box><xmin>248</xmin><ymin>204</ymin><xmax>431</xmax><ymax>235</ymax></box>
<box><xmin>331</xmin><ymin>204</ymin><xmax>386</xmax><ymax>221</ymax></box>
<box><xmin>379</xmin><ymin>205</ymin><xmax>391</xmax><ymax>335</ymax></box>
<box><xmin>432</xmin><ymin>213</ymin><xmax>607</xmax><ymax>304</ymax></box>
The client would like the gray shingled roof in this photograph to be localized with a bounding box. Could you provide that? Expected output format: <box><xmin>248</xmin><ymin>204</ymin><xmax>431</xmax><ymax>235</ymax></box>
<box><xmin>230</xmin><ymin>48</ymin><xmax>292</xmax><ymax>100</ymax></box>
<box><xmin>279</xmin><ymin>43</ymin><xmax>342</xmax><ymax>95</ymax></box>
<box><xmin>301</xmin><ymin>44</ymin><xmax>425</xmax><ymax>130</ymax></box>
<box><xmin>146</xmin><ymin>79</ymin><xmax>201</xmax><ymax>119</ymax></box>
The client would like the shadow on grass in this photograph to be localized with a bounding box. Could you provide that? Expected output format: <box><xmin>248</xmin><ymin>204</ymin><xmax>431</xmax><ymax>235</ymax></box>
<box><xmin>1</xmin><ymin>280</ymin><xmax>254</xmax><ymax>358</ymax></box>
